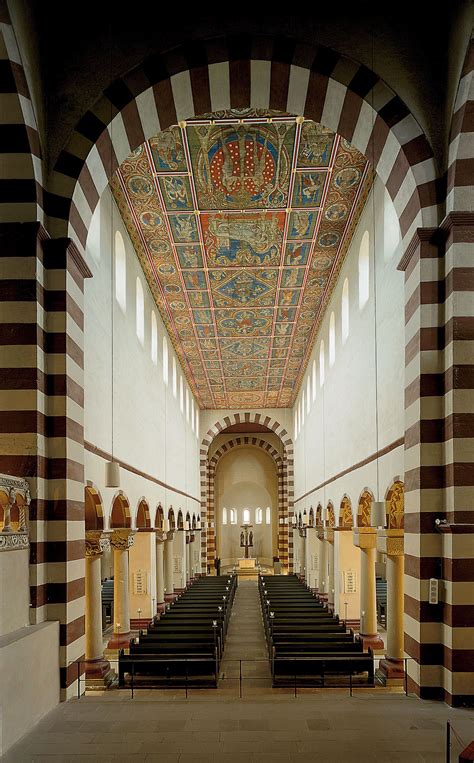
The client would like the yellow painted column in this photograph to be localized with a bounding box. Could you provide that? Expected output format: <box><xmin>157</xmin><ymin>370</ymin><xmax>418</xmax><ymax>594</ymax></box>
<box><xmin>378</xmin><ymin>530</ymin><xmax>405</xmax><ymax>680</ymax></box>
<box><xmin>155</xmin><ymin>530</ymin><xmax>166</xmax><ymax>612</ymax></box>
<box><xmin>164</xmin><ymin>531</ymin><xmax>175</xmax><ymax>600</ymax></box>
<box><xmin>107</xmin><ymin>529</ymin><xmax>135</xmax><ymax>649</ymax></box>
<box><xmin>353</xmin><ymin>527</ymin><xmax>384</xmax><ymax>651</ymax></box>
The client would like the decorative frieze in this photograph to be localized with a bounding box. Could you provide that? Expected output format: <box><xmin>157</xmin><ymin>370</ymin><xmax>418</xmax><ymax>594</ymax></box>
<box><xmin>0</xmin><ymin>473</ymin><xmax>30</xmax><ymax>551</ymax></box>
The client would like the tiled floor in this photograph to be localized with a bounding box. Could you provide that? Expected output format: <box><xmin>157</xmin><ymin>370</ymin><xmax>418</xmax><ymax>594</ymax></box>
<box><xmin>4</xmin><ymin>581</ymin><xmax>474</xmax><ymax>762</ymax></box>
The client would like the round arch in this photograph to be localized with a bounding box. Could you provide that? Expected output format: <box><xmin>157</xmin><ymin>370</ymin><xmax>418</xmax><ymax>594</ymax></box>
<box><xmin>155</xmin><ymin>503</ymin><xmax>164</xmax><ymax>529</ymax></box>
<box><xmin>357</xmin><ymin>488</ymin><xmax>374</xmax><ymax>527</ymax></box>
<box><xmin>339</xmin><ymin>495</ymin><xmax>353</xmax><ymax>528</ymax></box>
<box><xmin>201</xmin><ymin>414</ymin><xmax>294</xmax><ymax>573</ymax></box>
<box><xmin>385</xmin><ymin>480</ymin><xmax>404</xmax><ymax>529</ymax></box>
<box><xmin>110</xmin><ymin>492</ymin><xmax>131</xmax><ymax>529</ymax></box>
<box><xmin>85</xmin><ymin>485</ymin><xmax>104</xmax><ymax>531</ymax></box>
<box><xmin>326</xmin><ymin>501</ymin><xmax>336</xmax><ymax>528</ymax></box>
<box><xmin>136</xmin><ymin>498</ymin><xmax>151</xmax><ymax>529</ymax></box>
<box><xmin>52</xmin><ymin>36</ymin><xmax>439</xmax><ymax>256</ymax></box>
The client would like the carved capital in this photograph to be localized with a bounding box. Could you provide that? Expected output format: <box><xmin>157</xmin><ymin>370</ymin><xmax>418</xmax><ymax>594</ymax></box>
<box><xmin>324</xmin><ymin>528</ymin><xmax>334</xmax><ymax>544</ymax></box>
<box><xmin>110</xmin><ymin>528</ymin><xmax>135</xmax><ymax>551</ymax></box>
<box><xmin>155</xmin><ymin>529</ymin><xmax>167</xmax><ymax>544</ymax></box>
<box><xmin>353</xmin><ymin>526</ymin><xmax>377</xmax><ymax>549</ymax></box>
<box><xmin>86</xmin><ymin>531</ymin><xmax>110</xmax><ymax>557</ymax></box>
<box><xmin>376</xmin><ymin>528</ymin><xmax>404</xmax><ymax>555</ymax></box>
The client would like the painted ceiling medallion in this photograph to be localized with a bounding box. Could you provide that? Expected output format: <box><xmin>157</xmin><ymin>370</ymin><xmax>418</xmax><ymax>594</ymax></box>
<box><xmin>111</xmin><ymin>109</ymin><xmax>372</xmax><ymax>409</ymax></box>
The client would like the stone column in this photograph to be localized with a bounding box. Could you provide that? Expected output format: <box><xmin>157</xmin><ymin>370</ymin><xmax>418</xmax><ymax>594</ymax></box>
<box><xmin>85</xmin><ymin>532</ymin><xmax>114</xmax><ymax>687</ymax></box>
<box><xmin>378</xmin><ymin>530</ymin><xmax>405</xmax><ymax>681</ymax></box>
<box><xmin>155</xmin><ymin>530</ymin><xmax>166</xmax><ymax>613</ymax></box>
<box><xmin>174</xmin><ymin>529</ymin><xmax>187</xmax><ymax>591</ymax></box>
<box><xmin>186</xmin><ymin>534</ymin><xmax>191</xmax><ymax>585</ymax></box>
<box><xmin>164</xmin><ymin>531</ymin><xmax>175</xmax><ymax>601</ymax></box>
<box><xmin>325</xmin><ymin>528</ymin><xmax>335</xmax><ymax>611</ymax></box>
<box><xmin>353</xmin><ymin>527</ymin><xmax>384</xmax><ymax>650</ymax></box>
<box><xmin>317</xmin><ymin>529</ymin><xmax>327</xmax><ymax>601</ymax></box>
<box><xmin>107</xmin><ymin>529</ymin><xmax>135</xmax><ymax>649</ymax></box>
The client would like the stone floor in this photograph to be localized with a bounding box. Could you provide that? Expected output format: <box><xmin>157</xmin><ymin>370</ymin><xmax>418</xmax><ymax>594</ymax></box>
<box><xmin>4</xmin><ymin>580</ymin><xmax>474</xmax><ymax>762</ymax></box>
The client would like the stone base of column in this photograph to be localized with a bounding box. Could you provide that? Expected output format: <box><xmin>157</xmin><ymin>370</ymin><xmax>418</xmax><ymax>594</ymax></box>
<box><xmin>156</xmin><ymin>600</ymin><xmax>166</xmax><ymax>613</ymax></box>
<box><xmin>107</xmin><ymin>631</ymin><xmax>132</xmax><ymax>649</ymax></box>
<box><xmin>378</xmin><ymin>657</ymin><xmax>405</xmax><ymax>685</ymax></box>
<box><xmin>84</xmin><ymin>658</ymin><xmax>116</xmax><ymax>690</ymax></box>
<box><xmin>356</xmin><ymin>632</ymin><xmax>385</xmax><ymax>652</ymax></box>
<box><xmin>130</xmin><ymin>618</ymin><xmax>152</xmax><ymax>630</ymax></box>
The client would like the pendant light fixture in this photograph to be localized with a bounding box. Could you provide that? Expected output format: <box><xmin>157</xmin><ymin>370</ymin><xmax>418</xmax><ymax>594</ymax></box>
<box><xmin>105</xmin><ymin>20</ymin><xmax>120</xmax><ymax>489</ymax></box>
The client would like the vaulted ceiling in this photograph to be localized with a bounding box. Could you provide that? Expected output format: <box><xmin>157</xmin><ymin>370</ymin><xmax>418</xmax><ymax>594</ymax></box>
<box><xmin>111</xmin><ymin>109</ymin><xmax>371</xmax><ymax>409</ymax></box>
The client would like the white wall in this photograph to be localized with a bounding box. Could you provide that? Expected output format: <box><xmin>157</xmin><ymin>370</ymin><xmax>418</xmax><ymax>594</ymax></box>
<box><xmin>83</xmin><ymin>189</ymin><xmax>200</xmax><ymax>526</ymax></box>
<box><xmin>293</xmin><ymin>178</ymin><xmax>404</xmax><ymax>519</ymax></box>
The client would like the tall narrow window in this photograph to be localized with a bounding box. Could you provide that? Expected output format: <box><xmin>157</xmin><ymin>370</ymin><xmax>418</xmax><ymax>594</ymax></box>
<box><xmin>329</xmin><ymin>311</ymin><xmax>335</xmax><ymax>366</ymax></box>
<box><xmin>294</xmin><ymin>411</ymin><xmax>298</xmax><ymax>439</ymax></box>
<box><xmin>359</xmin><ymin>231</ymin><xmax>370</xmax><ymax>308</ymax></box>
<box><xmin>266</xmin><ymin>507</ymin><xmax>271</xmax><ymax>525</ymax></box>
<box><xmin>301</xmin><ymin>390</ymin><xmax>305</xmax><ymax>427</ymax></box>
<box><xmin>179</xmin><ymin>376</ymin><xmax>184</xmax><ymax>413</ymax></box>
<box><xmin>195</xmin><ymin>407</ymin><xmax>199</xmax><ymax>439</ymax></box>
<box><xmin>115</xmin><ymin>231</ymin><xmax>126</xmax><ymax>311</ymax></box>
<box><xmin>222</xmin><ymin>507</ymin><xmax>227</xmax><ymax>525</ymax></box>
<box><xmin>162</xmin><ymin>336</ymin><xmax>168</xmax><ymax>385</ymax></box>
<box><xmin>191</xmin><ymin>398</ymin><xmax>195</xmax><ymax>432</ymax></box>
<box><xmin>312</xmin><ymin>359</ymin><xmax>317</xmax><ymax>401</ymax></box>
<box><xmin>230</xmin><ymin>508</ymin><xmax>237</xmax><ymax>525</ymax></box>
<box><xmin>319</xmin><ymin>340</ymin><xmax>325</xmax><ymax>386</ymax></box>
<box><xmin>243</xmin><ymin>509</ymin><xmax>250</xmax><ymax>524</ymax></box>
<box><xmin>185</xmin><ymin>388</ymin><xmax>189</xmax><ymax>422</ymax></box>
<box><xmin>136</xmin><ymin>278</ymin><xmax>144</xmax><ymax>344</ymax></box>
<box><xmin>255</xmin><ymin>507</ymin><xmax>262</xmax><ymax>524</ymax></box>
<box><xmin>151</xmin><ymin>311</ymin><xmax>158</xmax><ymax>365</ymax></box>
<box><xmin>172</xmin><ymin>356</ymin><xmax>177</xmax><ymax>397</ymax></box>
<box><xmin>341</xmin><ymin>278</ymin><xmax>349</xmax><ymax>344</ymax></box>
<box><xmin>306</xmin><ymin>376</ymin><xmax>311</xmax><ymax>413</ymax></box>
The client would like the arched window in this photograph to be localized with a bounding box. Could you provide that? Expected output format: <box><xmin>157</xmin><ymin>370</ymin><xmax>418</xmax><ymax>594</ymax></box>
<box><xmin>172</xmin><ymin>356</ymin><xmax>177</xmax><ymax>398</ymax></box>
<box><xmin>255</xmin><ymin>507</ymin><xmax>262</xmax><ymax>524</ymax></box>
<box><xmin>179</xmin><ymin>376</ymin><xmax>184</xmax><ymax>412</ymax></box>
<box><xmin>319</xmin><ymin>340</ymin><xmax>325</xmax><ymax>386</ymax></box>
<box><xmin>301</xmin><ymin>390</ymin><xmax>305</xmax><ymax>427</ymax></box>
<box><xmin>136</xmin><ymin>278</ymin><xmax>144</xmax><ymax>344</ymax></box>
<box><xmin>359</xmin><ymin>231</ymin><xmax>370</xmax><ymax>308</ymax></box>
<box><xmin>195</xmin><ymin>407</ymin><xmax>199</xmax><ymax>438</ymax></box>
<box><xmin>306</xmin><ymin>376</ymin><xmax>311</xmax><ymax>413</ymax></box>
<box><xmin>243</xmin><ymin>508</ymin><xmax>250</xmax><ymax>524</ymax></box>
<box><xmin>341</xmin><ymin>278</ymin><xmax>349</xmax><ymax>344</ymax></box>
<box><xmin>266</xmin><ymin>506</ymin><xmax>271</xmax><ymax>524</ymax></box>
<box><xmin>162</xmin><ymin>336</ymin><xmax>168</xmax><ymax>385</ymax></box>
<box><xmin>151</xmin><ymin>311</ymin><xmax>158</xmax><ymax>365</ymax></box>
<box><xmin>115</xmin><ymin>231</ymin><xmax>126</xmax><ymax>311</ymax></box>
<box><xmin>230</xmin><ymin>508</ymin><xmax>237</xmax><ymax>525</ymax></box>
<box><xmin>329</xmin><ymin>311</ymin><xmax>335</xmax><ymax>366</ymax></box>
<box><xmin>222</xmin><ymin>507</ymin><xmax>227</xmax><ymax>525</ymax></box>
<box><xmin>294</xmin><ymin>410</ymin><xmax>298</xmax><ymax>440</ymax></box>
<box><xmin>185</xmin><ymin>388</ymin><xmax>189</xmax><ymax>422</ymax></box>
<box><xmin>191</xmin><ymin>398</ymin><xmax>195</xmax><ymax>433</ymax></box>
<box><xmin>312</xmin><ymin>359</ymin><xmax>317</xmax><ymax>401</ymax></box>
<box><xmin>384</xmin><ymin>188</ymin><xmax>401</xmax><ymax>261</ymax></box>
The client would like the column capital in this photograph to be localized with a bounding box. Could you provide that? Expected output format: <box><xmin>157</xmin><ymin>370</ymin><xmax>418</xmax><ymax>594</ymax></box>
<box><xmin>324</xmin><ymin>528</ymin><xmax>334</xmax><ymax>543</ymax></box>
<box><xmin>352</xmin><ymin>526</ymin><xmax>377</xmax><ymax>549</ymax></box>
<box><xmin>155</xmin><ymin>529</ymin><xmax>167</xmax><ymax>543</ymax></box>
<box><xmin>376</xmin><ymin>528</ymin><xmax>404</xmax><ymax>556</ymax></box>
<box><xmin>85</xmin><ymin>531</ymin><xmax>110</xmax><ymax>557</ymax></box>
<box><xmin>110</xmin><ymin>528</ymin><xmax>135</xmax><ymax>550</ymax></box>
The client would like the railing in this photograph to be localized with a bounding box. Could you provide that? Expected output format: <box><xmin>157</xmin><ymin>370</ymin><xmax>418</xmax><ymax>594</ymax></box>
<box><xmin>72</xmin><ymin>655</ymin><xmax>420</xmax><ymax>701</ymax></box>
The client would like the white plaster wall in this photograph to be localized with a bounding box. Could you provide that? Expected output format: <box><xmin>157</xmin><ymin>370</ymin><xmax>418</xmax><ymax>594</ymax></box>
<box><xmin>0</xmin><ymin>622</ymin><xmax>60</xmax><ymax>755</ymax></box>
<box><xmin>0</xmin><ymin>549</ymin><xmax>29</xmax><ymax>637</ymax></box>
<box><xmin>83</xmin><ymin>189</ymin><xmax>200</xmax><ymax>525</ymax></box>
<box><xmin>215</xmin><ymin>447</ymin><xmax>277</xmax><ymax>566</ymax></box>
<box><xmin>293</xmin><ymin>178</ymin><xmax>404</xmax><ymax>518</ymax></box>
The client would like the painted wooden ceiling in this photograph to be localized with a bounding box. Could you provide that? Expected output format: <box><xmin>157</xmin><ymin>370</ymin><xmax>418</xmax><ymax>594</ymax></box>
<box><xmin>111</xmin><ymin>109</ymin><xmax>371</xmax><ymax>409</ymax></box>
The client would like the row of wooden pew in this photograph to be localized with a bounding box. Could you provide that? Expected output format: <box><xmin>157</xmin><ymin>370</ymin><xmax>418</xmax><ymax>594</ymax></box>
<box><xmin>119</xmin><ymin>574</ymin><xmax>237</xmax><ymax>688</ymax></box>
<box><xmin>259</xmin><ymin>574</ymin><xmax>374</xmax><ymax>687</ymax></box>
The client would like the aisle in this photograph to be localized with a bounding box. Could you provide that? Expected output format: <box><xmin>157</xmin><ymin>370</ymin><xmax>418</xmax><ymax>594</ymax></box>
<box><xmin>220</xmin><ymin>579</ymin><xmax>272</xmax><ymax>691</ymax></box>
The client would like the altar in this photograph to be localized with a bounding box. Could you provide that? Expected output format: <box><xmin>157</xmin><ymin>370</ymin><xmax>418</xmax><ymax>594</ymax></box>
<box><xmin>238</xmin><ymin>558</ymin><xmax>256</xmax><ymax>570</ymax></box>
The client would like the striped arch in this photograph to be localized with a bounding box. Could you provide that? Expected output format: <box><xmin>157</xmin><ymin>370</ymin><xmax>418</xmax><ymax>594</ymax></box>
<box><xmin>208</xmin><ymin>436</ymin><xmax>288</xmax><ymax>568</ymax></box>
<box><xmin>447</xmin><ymin>35</ymin><xmax>474</xmax><ymax>213</ymax></box>
<box><xmin>200</xmin><ymin>412</ymin><xmax>294</xmax><ymax>573</ymax></box>
<box><xmin>0</xmin><ymin>5</ymin><xmax>43</xmax><ymax>222</ymax></box>
<box><xmin>48</xmin><ymin>35</ymin><xmax>439</xmax><ymax>255</ymax></box>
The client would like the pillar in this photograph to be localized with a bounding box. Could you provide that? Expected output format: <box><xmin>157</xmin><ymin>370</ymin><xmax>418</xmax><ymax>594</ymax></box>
<box><xmin>305</xmin><ymin>527</ymin><xmax>319</xmax><ymax>590</ymax></box>
<box><xmin>186</xmin><ymin>533</ymin><xmax>191</xmax><ymax>584</ymax></box>
<box><xmin>164</xmin><ymin>531</ymin><xmax>175</xmax><ymax>601</ymax></box>
<box><xmin>378</xmin><ymin>530</ymin><xmax>405</xmax><ymax>681</ymax></box>
<box><xmin>353</xmin><ymin>527</ymin><xmax>384</xmax><ymax>651</ymax></box>
<box><xmin>155</xmin><ymin>531</ymin><xmax>166</xmax><ymax>612</ymax></box>
<box><xmin>325</xmin><ymin>529</ymin><xmax>335</xmax><ymax>611</ymax></box>
<box><xmin>317</xmin><ymin>530</ymin><xmax>327</xmax><ymax>600</ymax></box>
<box><xmin>107</xmin><ymin>529</ymin><xmax>135</xmax><ymax>649</ymax></box>
<box><xmin>174</xmin><ymin>530</ymin><xmax>187</xmax><ymax>591</ymax></box>
<box><xmin>84</xmin><ymin>532</ymin><xmax>114</xmax><ymax>687</ymax></box>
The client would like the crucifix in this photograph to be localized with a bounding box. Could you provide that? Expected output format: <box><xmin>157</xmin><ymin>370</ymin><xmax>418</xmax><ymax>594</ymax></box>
<box><xmin>240</xmin><ymin>523</ymin><xmax>253</xmax><ymax>559</ymax></box>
